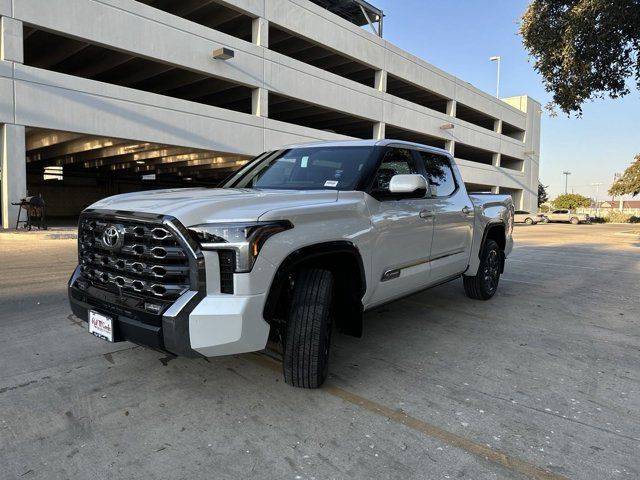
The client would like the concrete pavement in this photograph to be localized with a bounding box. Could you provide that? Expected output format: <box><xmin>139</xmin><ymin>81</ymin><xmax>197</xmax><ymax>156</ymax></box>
<box><xmin>0</xmin><ymin>224</ymin><xmax>638</xmax><ymax>479</ymax></box>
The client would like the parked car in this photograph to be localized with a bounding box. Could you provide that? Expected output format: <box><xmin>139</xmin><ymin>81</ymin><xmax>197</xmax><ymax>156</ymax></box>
<box><xmin>514</xmin><ymin>210</ymin><xmax>545</xmax><ymax>225</ymax></box>
<box><xmin>68</xmin><ymin>139</ymin><xmax>515</xmax><ymax>388</ymax></box>
<box><xmin>545</xmin><ymin>209</ymin><xmax>590</xmax><ymax>224</ymax></box>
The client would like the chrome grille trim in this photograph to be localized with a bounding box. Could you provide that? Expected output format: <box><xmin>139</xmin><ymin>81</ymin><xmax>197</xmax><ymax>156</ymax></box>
<box><xmin>77</xmin><ymin>214</ymin><xmax>192</xmax><ymax>302</ymax></box>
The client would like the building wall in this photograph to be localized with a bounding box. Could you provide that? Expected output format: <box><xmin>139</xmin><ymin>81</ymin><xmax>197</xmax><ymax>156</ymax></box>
<box><xmin>1</xmin><ymin>0</ymin><xmax>541</xmax><ymax>227</ymax></box>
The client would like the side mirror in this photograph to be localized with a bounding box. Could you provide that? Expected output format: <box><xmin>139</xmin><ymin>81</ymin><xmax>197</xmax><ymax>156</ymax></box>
<box><xmin>388</xmin><ymin>174</ymin><xmax>427</xmax><ymax>196</ymax></box>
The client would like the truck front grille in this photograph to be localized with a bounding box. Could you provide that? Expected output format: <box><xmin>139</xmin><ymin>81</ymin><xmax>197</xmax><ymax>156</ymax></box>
<box><xmin>78</xmin><ymin>216</ymin><xmax>191</xmax><ymax>303</ymax></box>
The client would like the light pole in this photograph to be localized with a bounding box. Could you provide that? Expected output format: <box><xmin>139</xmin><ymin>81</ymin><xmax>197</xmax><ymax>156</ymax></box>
<box><xmin>490</xmin><ymin>56</ymin><xmax>501</xmax><ymax>98</ymax></box>
<box><xmin>591</xmin><ymin>182</ymin><xmax>603</xmax><ymax>217</ymax></box>
<box><xmin>562</xmin><ymin>171</ymin><xmax>571</xmax><ymax>194</ymax></box>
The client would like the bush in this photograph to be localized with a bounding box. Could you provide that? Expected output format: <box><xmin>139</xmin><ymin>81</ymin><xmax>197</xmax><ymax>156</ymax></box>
<box><xmin>630</xmin><ymin>216</ymin><xmax>640</xmax><ymax>224</ymax></box>
<box><xmin>606</xmin><ymin>211</ymin><xmax>632</xmax><ymax>223</ymax></box>
<box><xmin>590</xmin><ymin>216</ymin><xmax>606</xmax><ymax>224</ymax></box>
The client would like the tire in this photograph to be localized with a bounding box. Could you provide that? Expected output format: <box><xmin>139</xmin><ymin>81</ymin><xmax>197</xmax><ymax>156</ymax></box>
<box><xmin>570</xmin><ymin>217</ymin><xmax>579</xmax><ymax>225</ymax></box>
<box><xmin>525</xmin><ymin>217</ymin><xmax>534</xmax><ymax>225</ymax></box>
<box><xmin>283</xmin><ymin>269</ymin><xmax>334</xmax><ymax>388</ymax></box>
<box><xmin>463</xmin><ymin>239</ymin><xmax>501</xmax><ymax>300</ymax></box>
<box><xmin>541</xmin><ymin>218</ymin><xmax>549</xmax><ymax>223</ymax></box>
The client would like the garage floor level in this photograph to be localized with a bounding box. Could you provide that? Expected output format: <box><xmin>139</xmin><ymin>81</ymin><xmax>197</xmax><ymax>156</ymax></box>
<box><xmin>1</xmin><ymin>224</ymin><xmax>638</xmax><ymax>479</ymax></box>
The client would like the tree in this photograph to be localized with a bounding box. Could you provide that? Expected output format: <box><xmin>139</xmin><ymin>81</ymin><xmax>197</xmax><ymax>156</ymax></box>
<box><xmin>538</xmin><ymin>182</ymin><xmax>549</xmax><ymax>206</ymax></box>
<box><xmin>520</xmin><ymin>1</ymin><xmax>640</xmax><ymax>115</ymax></box>
<box><xmin>553</xmin><ymin>193</ymin><xmax>592</xmax><ymax>209</ymax></box>
<box><xmin>609</xmin><ymin>154</ymin><xmax>640</xmax><ymax>197</ymax></box>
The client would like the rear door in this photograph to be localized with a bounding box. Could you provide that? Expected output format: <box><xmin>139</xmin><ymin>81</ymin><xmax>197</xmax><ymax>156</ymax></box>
<box><xmin>366</xmin><ymin>147</ymin><xmax>435</xmax><ymax>306</ymax></box>
<box><xmin>418</xmin><ymin>151</ymin><xmax>474</xmax><ymax>280</ymax></box>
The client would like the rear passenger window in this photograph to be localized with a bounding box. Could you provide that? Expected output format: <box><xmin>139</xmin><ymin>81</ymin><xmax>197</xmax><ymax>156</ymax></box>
<box><xmin>419</xmin><ymin>152</ymin><xmax>456</xmax><ymax>197</ymax></box>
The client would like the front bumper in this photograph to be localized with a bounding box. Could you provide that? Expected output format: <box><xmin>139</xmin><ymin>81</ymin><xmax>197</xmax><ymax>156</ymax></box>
<box><xmin>68</xmin><ymin>266</ymin><xmax>270</xmax><ymax>357</ymax></box>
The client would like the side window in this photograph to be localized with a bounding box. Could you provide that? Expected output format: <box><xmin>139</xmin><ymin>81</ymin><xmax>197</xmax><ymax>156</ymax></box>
<box><xmin>419</xmin><ymin>152</ymin><xmax>457</xmax><ymax>197</ymax></box>
<box><xmin>371</xmin><ymin>148</ymin><xmax>418</xmax><ymax>195</ymax></box>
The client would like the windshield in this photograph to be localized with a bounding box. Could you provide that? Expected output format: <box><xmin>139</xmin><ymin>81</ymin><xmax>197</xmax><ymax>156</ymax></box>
<box><xmin>224</xmin><ymin>146</ymin><xmax>376</xmax><ymax>191</ymax></box>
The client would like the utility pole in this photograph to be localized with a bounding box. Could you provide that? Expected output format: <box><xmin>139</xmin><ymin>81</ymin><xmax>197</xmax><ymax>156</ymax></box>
<box><xmin>562</xmin><ymin>171</ymin><xmax>571</xmax><ymax>194</ymax></box>
<box><xmin>591</xmin><ymin>182</ymin><xmax>603</xmax><ymax>217</ymax></box>
<box><xmin>490</xmin><ymin>56</ymin><xmax>501</xmax><ymax>98</ymax></box>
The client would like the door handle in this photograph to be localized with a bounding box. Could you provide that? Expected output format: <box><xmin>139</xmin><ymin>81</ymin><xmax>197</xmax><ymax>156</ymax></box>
<box><xmin>462</xmin><ymin>206</ymin><xmax>473</xmax><ymax>215</ymax></box>
<box><xmin>419</xmin><ymin>209</ymin><xmax>434</xmax><ymax>219</ymax></box>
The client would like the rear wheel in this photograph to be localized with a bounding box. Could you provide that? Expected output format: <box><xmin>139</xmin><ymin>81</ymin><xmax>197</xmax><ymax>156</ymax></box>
<box><xmin>570</xmin><ymin>217</ymin><xmax>579</xmax><ymax>225</ymax></box>
<box><xmin>283</xmin><ymin>269</ymin><xmax>334</xmax><ymax>388</ymax></box>
<box><xmin>463</xmin><ymin>239</ymin><xmax>501</xmax><ymax>300</ymax></box>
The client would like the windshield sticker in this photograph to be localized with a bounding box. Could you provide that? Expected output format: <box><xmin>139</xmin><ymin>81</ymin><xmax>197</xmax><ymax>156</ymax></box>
<box><xmin>301</xmin><ymin>156</ymin><xmax>309</xmax><ymax>168</ymax></box>
<box><xmin>324</xmin><ymin>180</ymin><xmax>339</xmax><ymax>187</ymax></box>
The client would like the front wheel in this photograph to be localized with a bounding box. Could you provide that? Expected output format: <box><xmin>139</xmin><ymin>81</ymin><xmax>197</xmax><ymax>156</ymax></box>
<box><xmin>283</xmin><ymin>269</ymin><xmax>334</xmax><ymax>388</ymax></box>
<box><xmin>570</xmin><ymin>217</ymin><xmax>579</xmax><ymax>225</ymax></box>
<box><xmin>525</xmin><ymin>217</ymin><xmax>534</xmax><ymax>225</ymax></box>
<box><xmin>463</xmin><ymin>239</ymin><xmax>501</xmax><ymax>300</ymax></box>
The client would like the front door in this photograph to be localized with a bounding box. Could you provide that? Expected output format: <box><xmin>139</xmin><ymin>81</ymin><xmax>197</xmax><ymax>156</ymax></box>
<box><xmin>419</xmin><ymin>151</ymin><xmax>474</xmax><ymax>280</ymax></box>
<box><xmin>365</xmin><ymin>147</ymin><xmax>435</xmax><ymax>307</ymax></box>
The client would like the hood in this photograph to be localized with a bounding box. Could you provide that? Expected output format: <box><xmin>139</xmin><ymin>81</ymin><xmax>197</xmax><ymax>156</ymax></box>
<box><xmin>88</xmin><ymin>188</ymin><xmax>339</xmax><ymax>226</ymax></box>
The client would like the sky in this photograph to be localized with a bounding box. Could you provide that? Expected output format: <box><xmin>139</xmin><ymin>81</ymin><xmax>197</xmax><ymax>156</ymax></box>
<box><xmin>372</xmin><ymin>0</ymin><xmax>639</xmax><ymax>200</ymax></box>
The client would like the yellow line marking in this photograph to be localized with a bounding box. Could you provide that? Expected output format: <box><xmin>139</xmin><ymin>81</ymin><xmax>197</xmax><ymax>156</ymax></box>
<box><xmin>248</xmin><ymin>353</ymin><xmax>571</xmax><ymax>480</ymax></box>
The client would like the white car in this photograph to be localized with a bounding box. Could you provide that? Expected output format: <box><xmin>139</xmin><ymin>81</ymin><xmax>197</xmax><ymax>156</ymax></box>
<box><xmin>514</xmin><ymin>210</ymin><xmax>545</xmax><ymax>224</ymax></box>
<box><xmin>545</xmin><ymin>209</ymin><xmax>590</xmax><ymax>224</ymax></box>
<box><xmin>69</xmin><ymin>140</ymin><xmax>514</xmax><ymax>388</ymax></box>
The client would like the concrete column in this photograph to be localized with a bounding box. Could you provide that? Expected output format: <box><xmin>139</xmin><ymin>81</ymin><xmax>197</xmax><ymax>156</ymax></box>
<box><xmin>491</xmin><ymin>186</ymin><xmax>499</xmax><ymax>194</ymax></box>
<box><xmin>446</xmin><ymin>140</ymin><xmax>454</xmax><ymax>157</ymax></box>
<box><xmin>252</xmin><ymin>17</ymin><xmax>268</xmax><ymax>47</ymax></box>
<box><xmin>373</xmin><ymin>122</ymin><xmax>385</xmax><ymax>140</ymax></box>
<box><xmin>493</xmin><ymin>153</ymin><xmax>500</xmax><ymax>167</ymax></box>
<box><xmin>446</xmin><ymin>100</ymin><xmax>456</xmax><ymax>117</ymax></box>
<box><xmin>374</xmin><ymin>70</ymin><xmax>386</xmax><ymax>92</ymax></box>
<box><xmin>252</xmin><ymin>87</ymin><xmax>268</xmax><ymax>117</ymax></box>
<box><xmin>494</xmin><ymin>119</ymin><xmax>502</xmax><ymax>134</ymax></box>
<box><xmin>1</xmin><ymin>124</ymin><xmax>27</xmax><ymax>229</ymax></box>
<box><xmin>0</xmin><ymin>17</ymin><xmax>23</xmax><ymax>63</ymax></box>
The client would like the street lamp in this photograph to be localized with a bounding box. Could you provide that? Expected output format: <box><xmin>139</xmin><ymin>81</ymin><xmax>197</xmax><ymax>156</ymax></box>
<box><xmin>489</xmin><ymin>56</ymin><xmax>501</xmax><ymax>98</ymax></box>
<box><xmin>562</xmin><ymin>171</ymin><xmax>571</xmax><ymax>194</ymax></box>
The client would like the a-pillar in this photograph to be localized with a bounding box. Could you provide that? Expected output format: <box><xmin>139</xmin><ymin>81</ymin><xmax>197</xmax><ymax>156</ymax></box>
<box><xmin>1</xmin><ymin>124</ymin><xmax>27</xmax><ymax>229</ymax></box>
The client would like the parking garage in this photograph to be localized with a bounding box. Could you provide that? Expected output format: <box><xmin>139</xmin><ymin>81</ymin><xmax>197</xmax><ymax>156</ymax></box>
<box><xmin>1</xmin><ymin>0</ymin><xmax>540</xmax><ymax>229</ymax></box>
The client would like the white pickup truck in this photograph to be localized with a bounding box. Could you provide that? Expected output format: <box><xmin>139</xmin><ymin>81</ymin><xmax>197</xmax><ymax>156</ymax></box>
<box><xmin>69</xmin><ymin>140</ymin><xmax>514</xmax><ymax>388</ymax></box>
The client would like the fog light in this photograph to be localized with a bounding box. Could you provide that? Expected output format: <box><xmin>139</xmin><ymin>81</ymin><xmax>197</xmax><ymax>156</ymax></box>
<box><xmin>76</xmin><ymin>279</ymin><xmax>89</xmax><ymax>291</ymax></box>
<box><xmin>144</xmin><ymin>302</ymin><xmax>163</xmax><ymax>314</ymax></box>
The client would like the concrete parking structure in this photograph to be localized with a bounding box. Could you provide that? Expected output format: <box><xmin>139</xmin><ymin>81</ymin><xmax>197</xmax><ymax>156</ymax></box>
<box><xmin>1</xmin><ymin>0</ymin><xmax>540</xmax><ymax>227</ymax></box>
<box><xmin>1</xmin><ymin>224</ymin><xmax>638</xmax><ymax>479</ymax></box>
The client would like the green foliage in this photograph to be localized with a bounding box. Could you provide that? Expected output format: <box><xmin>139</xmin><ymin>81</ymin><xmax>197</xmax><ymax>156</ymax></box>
<box><xmin>606</xmin><ymin>211</ymin><xmax>632</xmax><ymax>223</ymax></box>
<box><xmin>520</xmin><ymin>1</ymin><xmax>640</xmax><ymax>115</ymax></box>
<box><xmin>609</xmin><ymin>154</ymin><xmax>640</xmax><ymax>197</ymax></box>
<box><xmin>538</xmin><ymin>182</ymin><xmax>549</xmax><ymax>206</ymax></box>
<box><xmin>630</xmin><ymin>216</ymin><xmax>640</xmax><ymax>223</ymax></box>
<box><xmin>553</xmin><ymin>193</ymin><xmax>592</xmax><ymax>209</ymax></box>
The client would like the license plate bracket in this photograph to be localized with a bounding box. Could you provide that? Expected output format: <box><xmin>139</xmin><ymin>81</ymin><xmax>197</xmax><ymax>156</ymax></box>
<box><xmin>88</xmin><ymin>310</ymin><xmax>114</xmax><ymax>342</ymax></box>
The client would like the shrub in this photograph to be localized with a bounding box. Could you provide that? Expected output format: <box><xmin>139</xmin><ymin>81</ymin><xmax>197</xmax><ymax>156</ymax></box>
<box><xmin>606</xmin><ymin>211</ymin><xmax>632</xmax><ymax>223</ymax></box>
<box><xmin>630</xmin><ymin>216</ymin><xmax>640</xmax><ymax>224</ymax></box>
<box><xmin>590</xmin><ymin>216</ymin><xmax>606</xmax><ymax>224</ymax></box>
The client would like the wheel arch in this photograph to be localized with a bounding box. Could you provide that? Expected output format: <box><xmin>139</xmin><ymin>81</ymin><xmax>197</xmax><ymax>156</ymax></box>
<box><xmin>480</xmin><ymin>222</ymin><xmax>506</xmax><ymax>273</ymax></box>
<box><xmin>263</xmin><ymin>241</ymin><xmax>366</xmax><ymax>337</ymax></box>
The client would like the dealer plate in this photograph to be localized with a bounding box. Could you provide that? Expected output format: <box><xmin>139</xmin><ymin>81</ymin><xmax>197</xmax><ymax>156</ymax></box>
<box><xmin>88</xmin><ymin>310</ymin><xmax>114</xmax><ymax>342</ymax></box>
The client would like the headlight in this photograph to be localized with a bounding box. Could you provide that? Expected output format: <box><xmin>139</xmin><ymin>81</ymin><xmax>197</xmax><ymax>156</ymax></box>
<box><xmin>188</xmin><ymin>221</ymin><xmax>293</xmax><ymax>272</ymax></box>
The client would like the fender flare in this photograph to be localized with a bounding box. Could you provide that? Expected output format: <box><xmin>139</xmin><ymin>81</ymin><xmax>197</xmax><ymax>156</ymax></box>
<box><xmin>263</xmin><ymin>241</ymin><xmax>366</xmax><ymax>337</ymax></box>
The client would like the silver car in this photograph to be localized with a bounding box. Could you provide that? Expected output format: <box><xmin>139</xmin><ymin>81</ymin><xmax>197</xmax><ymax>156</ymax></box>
<box><xmin>514</xmin><ymin>210</ymin><xmax>545</xmax><ymax>225</ymax></box>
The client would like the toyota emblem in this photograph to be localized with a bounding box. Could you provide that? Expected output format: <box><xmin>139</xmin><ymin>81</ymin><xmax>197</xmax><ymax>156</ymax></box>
<box><xmin>102</xmin><ymin>224</ymin><xmax>124</xmax><ymax>250</ymax></box>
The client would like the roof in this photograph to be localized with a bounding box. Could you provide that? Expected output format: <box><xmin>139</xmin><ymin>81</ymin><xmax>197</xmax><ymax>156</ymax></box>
<box><xmin>597</xmin><ymin>200</ymin><xmax>640</xmax><ymax>209</ymax></box>
<box><xmin>281</xmin><ymin>138</ymin><xmax>451</xmax><ymax>156</ymax></box>
<box><xmin>308</xmin><ymin>0</ymin><xmax>383</xmax><ymax>28</ymax></box>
